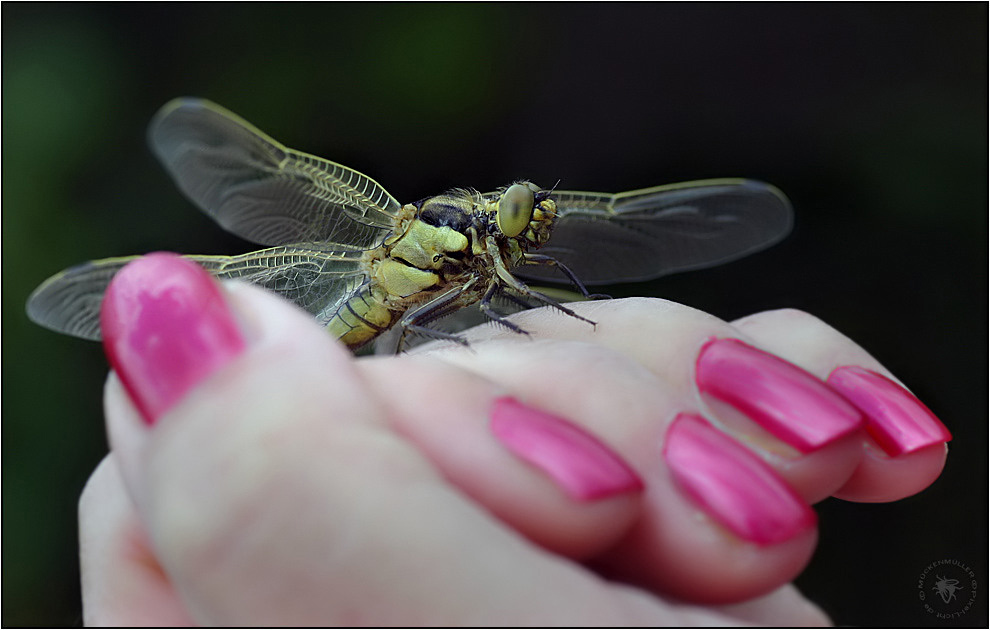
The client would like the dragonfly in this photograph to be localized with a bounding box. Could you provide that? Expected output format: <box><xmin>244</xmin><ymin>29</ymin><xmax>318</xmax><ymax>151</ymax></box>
<box><xmin>27</xmin><ymin>98</ymin><xmax>794</xmax><ymax>352</ymax></box>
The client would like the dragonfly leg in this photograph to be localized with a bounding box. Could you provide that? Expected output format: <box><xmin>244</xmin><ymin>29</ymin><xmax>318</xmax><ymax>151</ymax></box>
<box><xmin>493</xmin><ymin>286</ymin><xmax>541</xmax><ymax>311</ymax></box>
<box><xmin>400</xmin><ymin>324</ymin><xmax>471</xmax><ymax>348</ymax></box>
<box><xmin>511</xmin><ymin>285</ymin><xmax>597</xmax><ymax>329</ymax></box>
<box><xmin>487</xmin><ymin>240</ymin><xmax>597</xmax><ymax>329</ymax></box>
<box><xmin>522</xmin><ymin>254</ymin><xmax>611</xmax><ymax>300</ymax></box>
<box><xmin>478</xmin><ymin>282</ymin><xmax>531</xmax><ymax>336</ymax></box>
<box><xmin>393</xmin><ymin>278</ymin><xmax>479</xmax><ymax>352</ymax></box>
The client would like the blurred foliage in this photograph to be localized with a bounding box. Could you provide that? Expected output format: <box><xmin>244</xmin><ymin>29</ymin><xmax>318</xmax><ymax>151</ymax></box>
<box><xmin>2</xmin><ymin>3</ymin><xmax>986</xmax><ymax>626</ymax></box>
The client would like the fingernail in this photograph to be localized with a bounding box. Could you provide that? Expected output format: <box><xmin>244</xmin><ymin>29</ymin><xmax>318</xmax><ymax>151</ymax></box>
<box><xmin>490</xmin><ymin>397</ymin><xmax>644</xmax><ymax>501</ymax></box>
<box><xmin>826</xmin><ymin>366</ymin><xmax>952</xmax><ymax>456</ymax></box>
<box><xmin>665</xmin><ymin>413</ymin><xmax>816</xmax><ymax>544</ymax></box>
<box><xmin>101</xmin><ymin>252</ymin><xmax>246</xmax><ymax>425</ymax></box>
<box><xmin>696</xmin><ymin>338</ymin><xmax>863</xmax><ymax>453</ymax></box>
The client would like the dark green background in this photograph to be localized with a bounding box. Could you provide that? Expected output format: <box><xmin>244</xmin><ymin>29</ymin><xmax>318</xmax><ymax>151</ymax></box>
<box><xmin>3</xmin><ymin>3</ymin><xmax>986</xmax><ymax>626</ymax></box>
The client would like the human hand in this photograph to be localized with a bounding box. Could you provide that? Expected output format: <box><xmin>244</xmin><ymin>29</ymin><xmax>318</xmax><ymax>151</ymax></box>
<box><xmin>79</xmin><ymin>253</ymin><xmax>950</xmax><ymax>625</ymax></box>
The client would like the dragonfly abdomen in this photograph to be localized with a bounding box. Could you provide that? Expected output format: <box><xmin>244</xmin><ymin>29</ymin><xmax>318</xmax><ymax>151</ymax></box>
<box><xmin>325</xmin><ymin>284</ymin><xmax>396</xmax><ymax>349</ymax></box>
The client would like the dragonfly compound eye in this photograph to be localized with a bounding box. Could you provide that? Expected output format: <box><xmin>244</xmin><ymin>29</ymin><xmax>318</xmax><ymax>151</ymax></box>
<box><xmin>496</xmin><ymin>183</ymin><xmax>536</xmax><ymax>238</ymax></box>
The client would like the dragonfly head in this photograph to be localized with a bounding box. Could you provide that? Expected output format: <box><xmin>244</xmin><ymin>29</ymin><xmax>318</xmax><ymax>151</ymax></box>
<box><xmin>496</xmin><ymin>181</ymin><xmax>556</xmax><ymax>248</ymax></box>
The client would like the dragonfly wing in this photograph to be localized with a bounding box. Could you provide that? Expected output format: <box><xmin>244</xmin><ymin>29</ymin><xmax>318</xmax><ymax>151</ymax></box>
<box><xmin>26</xmin><ymin>257</ymin><xmax>127</xmax><ymax>341</ymax></box>
<box><xmin>194</xmin><ymin>246</ymin><xmax>370</xmax><ymax>324</ymax></box>
<box><xmin>149</xmin><ymin>99</ymin><xmax>401</xmax><ymax>248</ymax></box>
<box><xmin>518</xmin><ymin>179</ymin><xmax>793</xmax><ymax>285</ymax></box>
<box><xmin>26</xmin><ymin>246</ymin><xmax>369</xmax><ymax>341</ymax></box>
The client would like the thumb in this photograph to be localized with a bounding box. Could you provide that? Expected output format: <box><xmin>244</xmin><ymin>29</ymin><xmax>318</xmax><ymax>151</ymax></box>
<box><xmin>100</xmin><ymin>253</ymin><xmax>677</xmax><ymax>625</ymax></box>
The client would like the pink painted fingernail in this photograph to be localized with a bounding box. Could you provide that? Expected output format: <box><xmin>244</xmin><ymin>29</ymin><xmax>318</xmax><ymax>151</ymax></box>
<box><xmin>490</xmin><ymin>397</ymin><xmax>644</xmax><ymax>501</ymax></box>
<box><xmin>696</xmin><ymin>338</ymin><xmax>863</xmax><ymax>453</ymax></box>
<box><xmin>826</xmin><ymin>366</ymin><xmax>951</xmax><ymax>456</ymax></box>
<box><xmin>101</xmin><ymin>252</ymin><xmax>246</xmax><ymax>425</ymax></box>
<box><xmin>665</xmin><ymin>413</ymin><xmax>816</xmax><ymax>545</ymax></box>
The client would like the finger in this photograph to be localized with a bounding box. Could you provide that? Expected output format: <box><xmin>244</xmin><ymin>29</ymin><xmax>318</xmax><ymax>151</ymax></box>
<box><xmin>448</xmin><ymin>298</ymin><xmax>868</xmax><ymax>503</ymax></box>
<box><xmin>357</xmin><ymin>354</ymin><xmax>644</xmax><ymax>559</ymax></box>
<box><xmin>711</xmin><ymin>584</ymin><xmax>831</xmax><ymax>626</ymax></box>
<box><xmin>98</xmin><ymin>254</ymin><xmax>674</xmax><ymax>624</ymax></box>
<box><xmin>730</xmin><ymin>308</ymin><xmax>950</xmax><ymax>502</ymax></box>
<box><xmin>78</xmin><ymin>454</ymin><xmax>193</xmax><ymax>626</ymax></box>
<box><xmin>416</xmin><ymin>303</ymin><xmax>836</xmax><ymax>603</ymax></box>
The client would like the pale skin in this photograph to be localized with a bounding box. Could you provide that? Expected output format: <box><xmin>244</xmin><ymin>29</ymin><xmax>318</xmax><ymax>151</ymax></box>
<box><xmin>80</xmin><ymin>285</ymin><xmax>948</xmax><ymax>625</ymax></box>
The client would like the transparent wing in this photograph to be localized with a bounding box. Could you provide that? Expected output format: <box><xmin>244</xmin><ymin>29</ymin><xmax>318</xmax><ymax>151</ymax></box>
<box><xmin>26</xmin><ymin>246</ymin><xmax>370</xmax><ymax>341</ymax></box>
<box><xmin>149</xmin><ymin>98</ymin><xmax>402</xmax><ymax>248</ymax></box>
<box><xmin>517</xmin><ymin>179</ymin><xmax>793</xmax><ymax>285</ymax></box>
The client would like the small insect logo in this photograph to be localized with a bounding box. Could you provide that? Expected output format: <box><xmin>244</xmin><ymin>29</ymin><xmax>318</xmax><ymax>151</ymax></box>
<box><xmin>932</xmin><ymin>575</ymin><xmax>962</xmax><ymax>603</ymax></box>
<box><xmin>918</xmin><ymin>559</ymin><xmax>977</xmax><ymax>619</ymax></box>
